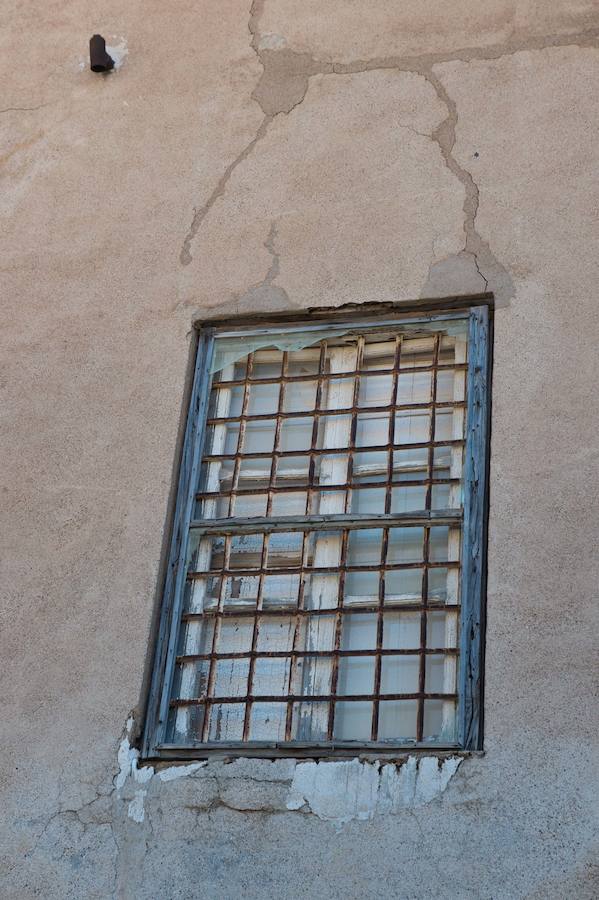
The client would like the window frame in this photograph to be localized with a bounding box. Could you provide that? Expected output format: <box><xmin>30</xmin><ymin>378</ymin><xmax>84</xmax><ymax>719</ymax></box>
<box><xmin>142</xmin><ymin>301</ymin><xmax>491</xmax><ymax>759</ymax></box>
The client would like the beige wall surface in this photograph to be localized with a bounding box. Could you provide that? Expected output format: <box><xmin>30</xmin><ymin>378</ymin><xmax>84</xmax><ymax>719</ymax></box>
<box><xmin>1</xmin><ymin>2</ymin><xmax>598</xmax><ymax>898</ymax></box>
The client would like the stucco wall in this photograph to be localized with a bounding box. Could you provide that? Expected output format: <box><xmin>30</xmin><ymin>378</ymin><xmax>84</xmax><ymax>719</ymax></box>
<box><xmin>2</xmin><ymin>2</ymin><xmax>599</xmax><ymax>897</ymax></box>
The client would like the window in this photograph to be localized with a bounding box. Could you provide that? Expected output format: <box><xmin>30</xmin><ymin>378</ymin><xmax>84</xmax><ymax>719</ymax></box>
<box><xmin>144</xmin><ymin>304</ymin><xmax>490</xmax><ymax>757</ymax></box>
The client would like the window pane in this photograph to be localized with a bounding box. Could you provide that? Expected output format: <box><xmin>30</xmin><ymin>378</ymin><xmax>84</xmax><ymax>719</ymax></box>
<box><xmin>333</xmin><ymin>701</ymin><xmax>373</xmax><ymax>740</ymax></box>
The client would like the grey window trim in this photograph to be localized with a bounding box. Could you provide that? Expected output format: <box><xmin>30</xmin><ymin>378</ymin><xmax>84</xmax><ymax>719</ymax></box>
<box><xmin>142</xmin><ymin>301</ymin><xmax>491</xmax><ymax>759</ymax></box>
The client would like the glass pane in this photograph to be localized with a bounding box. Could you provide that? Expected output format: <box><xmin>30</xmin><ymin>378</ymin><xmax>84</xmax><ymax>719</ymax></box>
<box><xmin>223</xmin><ymin>575</ymin><xmax>259</xmax><ymax>609</ymax></box>
<box><xmin>323</xmin><ymin>377</ymin><xmax>354</xmax><ymax>410</ymax></box>
<box><xmin>378</xmin><ymin>700</ymin><xmax>417</xmax><ymax>740</ymax></box>
<box><xmin>252</xmin><ymin>349</ymin><xmax>282</xmax><ymax>379</ymax></box>
<box><xmin>267</xmin><ymin>532</ymin><xmax>303</xmax><ymax>568</ymax></box>
<box><xmin>436</xmin><ymin>369</ymin><xmax>465</xmax><ymax>403</ymax></box>
<box><xmin>283</xmin><ymin>380</ymin><xmax>318</xmax><ymax>413</ymax></box>
<box><xmin>263</xmin><ymin>574</ymin><xmax>300</xmax><ymax>609</ymax></box>
<box><xmin>382</xmin><ymin>611</ymin><xmax>421</xmax><ymax>649</ymax></box>
<box><xmin>347</xmin><ymin>529</ymin><xmax>382</xmax><ymax>565</ymax></box>
<box><xmin>400</xmin><ymin>337</ymin><xmax>434</xmax><ymax>369</ymax></box>
<box><xmin>351</xmin><ymin>486</ymin><xmax>386</xmax><ymax>514</ymax></box>
<box><xmin>287</xmin><ymin>348</ymin><xmax>320</xmax><ymax>377</ymax></box>
<box><xmin>397</xmin><ymin>371</ymin><xmax>431</xmax><ymax>404</ymax></box>
<box><xmin>318</xmin><ymin>415</ymin><xmax>353</xmax><ymax>449</ymax></box>
<box><xmin>387</xmin><ymin>527</ymin><xmax>424</xmax><ymax>563</ymax></box>
<box><xmin>380</xmin><ymin>656</ymin><xmax>419</xmax><ymax>693</ymax></box>
<box><xmin>271</xmin><ymin>491</ymin><xmax>307</xmax><ymax>516</ymax></box>
<box><xmin>247</xmin><ymin>382</ymin><xmax>280</xmax><ymax>416</ymax></box>
<box><xmin>333</xmin><ymin>701</ymin><xmax>372</xmax><ymax>740</ymax></box>
<box><xmin>384</xmin><ymin>568</ymin><xmax>423</xmax><ymax>603</ymax></box>
<box><xmin>256</xmin><ymin>616</ymin><xmax>296</xmax><ymax>652</ymax></box>
<box><xmin>252</xmin><ymin>658</ymin><xmax>291</xmax><ymax>696</ymax></box>
<box><xmin>423</xmin><ymin>699</ymin><xmax>456</xmax><ymax>741</ymax></box>
<box><xmin>177</xmin><ymin>617</ymin><xmax>215</xmax><ymax>655</ymax></box>
<box><xmin>344</xmin><ymin>570</ymin><xmax>380</xmax><ymax>604</ymax></box>
<box><xmin>229</xmin><ymin>534</ymin><xmax>263</xmax><ymax>569</ymax></box>
<box><xmin>337</xmin><ymin>657</ymin><xmax>375</xmax><ymax>695</ymax></box>
<box><xmin>249</xmin><ymin>703</ymin><xmax>287</xmax><ymax>740</ymax></box>
<box><xmin>356</xmin><ymin>412</ymin><xmax>390</xmax><ymax>447</ymax></box>
<box><xmin>238</xmin><ymin>456</ymin><xmax>271</xmax><ymax>490</ymax></box>
<box><xmin>214</xmin><ymin>659</ymin><xmax>250</xmax><ymax>697</ymax></box>
<box><xmin>395</xmin><ymin>410</ymin><xmax>431</xmax><ymax>444</ymax></box>
<box><xmin>429</xmin><ymin>567</ymin><xmax>450</xmax><ymax>601</ymax></box>
<box><xmin>391</xmin><ymin>485</ymin><xmax>426</xmax><ymax>513</ymax></box>
<box><xmin>362</xmin><ymin>338</ymin><xmax>396</xmax><ymax>371</ymax></box>
<box><xmin>280</xmin><ymin>416</ymin><xmax>314</xmax><ymax>452</ymax></box>
<box><xmin>352</xmin><ymin>450</ymin><xmax>388</xmax><ymax>482</ymax></box>
<box><xmin>173</xmin><ymin>659</ymin><xmax>209</xmax><ymax>699</ymax></box>
<box><xmin>429</xmin><ymin>526</ymin><xmax>449</xmax><ymax>562</ymax></box>
<box><xmin>425</xmin><ymin>654</ymin><xmax>448</xmax><ymax>693</ymax></box>
<box><xmin>242</xmin><ymin>419</ymin><xmax>276</xmax><ymax>454</ymax></box>
<box><xmin>292</xmin><ymin>702</ymin><xmax>330</xmax><ymax>741</ymax></box>
<box><xmin>426</xmin><ymin>611</ymin><xmax>457</xmax><ymax>648</ymax></box>
<box><xmin>218</xmin><ymin>617</ymin><xmax>254</xmax><ymax>654</ymax></box>
<box><xmin>275</xmin><ymin>454</ymin><xmax>310</xmax><ymax>486</ymax></box>
<box><xmin>359</xmin><ymin>373</ymin><xmax>393</xmax><ymax>407</ymax></box>
<box><xmin>304</xmin><ymin>574</ymin><xmax>340</xmax><ymax>610</ymax></box>
<box><xmin>293</xmin><ymin>656</ymin><xmax>333</xmax><ymax>695</ymax></box>
<box><xmin>393</xmin><ymin>447</ymin><xmax>428</xmax><ymax>480</ymax></box>
<box><xmin>208</xmin><ymin>384</ymin><xmax>243</xmax><ymax>419</ymax></box>
<box><xmin>231</xmin><ymin>493</ymin><xmax>268</xmax><ymax>517</ymax></box>
<box><xmin>341</xmin><ymin>612</ymin><xmax>377</xmax><ymax>650</ymax></box>
<box><xmin>208</xmin><ymin>704</ymin><xmax>245</xmax><ymax>742</ymax></box>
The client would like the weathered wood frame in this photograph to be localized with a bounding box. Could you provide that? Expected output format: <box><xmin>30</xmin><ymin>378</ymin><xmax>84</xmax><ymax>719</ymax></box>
<box><xmin>142</xmin><ymin>302</ymin><xmax>491</xmax><ymax>758</ymax></box>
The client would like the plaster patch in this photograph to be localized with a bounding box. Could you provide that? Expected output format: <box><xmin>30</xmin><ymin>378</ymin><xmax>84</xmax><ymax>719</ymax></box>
<box><xmin>158</xmin><ymin>762</ymin><xmax>207</xmax><ymax>782</ymax></box>
<box><xmin>106</xmin><ymin>38</ymin><xmax>128</xmax><ymax>70</ymax></box>
<box><xmin>127</xmin><ymin>789</ymin><xmax>147</xmax><ymax>823</ymax></box>
<box><xmin>258</xmin><ymin>33</ymin><xmax>288</xmax><ymax>51</ymax></box>
<box><xmin>287</xmin><ymin>756</ymin><xmax>463</xmax><ymax>824</ymax></box>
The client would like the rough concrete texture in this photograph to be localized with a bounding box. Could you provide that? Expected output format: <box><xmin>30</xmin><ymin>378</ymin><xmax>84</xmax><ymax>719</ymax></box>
<box><xmin>1</xmin><ymin>1</ymin><xmax>599</xmax><ymax>897</ymax></box>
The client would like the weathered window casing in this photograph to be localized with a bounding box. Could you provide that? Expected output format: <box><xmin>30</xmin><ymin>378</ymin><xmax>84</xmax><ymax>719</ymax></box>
<box><xmin>143</xmin><ymin>302</ymin><xmax>491</xmax><ymax>759</ymax></box>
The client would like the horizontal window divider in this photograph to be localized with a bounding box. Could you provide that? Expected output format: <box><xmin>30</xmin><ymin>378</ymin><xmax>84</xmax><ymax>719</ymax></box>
<box><xmin>182</xmin><ymin>602</ymin><xmax>461</xmax><ymax>620</ymax></box>
<box><xmin>206</xmin><ymin>399</ymin><xmax>465</xmax><ymax>425</ymax></box>
<box><xmin>196</xmin><ymin>477</ymin><xmax>461</xmax><ymax>499</ymax></box>
<box><xmin>188</xmin><ymin>509</ymin><xmax>462</xmax><ymax>535</ymax></box>
<box><xmin>200</xmin><ymin>438</ymin><xmax>465</xmax><ymax>462</ymax></box>
<box><xmin>170</xmin><ymin>691</ymin><xmax>458</xmax><ymax>707</ymax></box>
<box><xmin>176</xmin><ymin>647</ymin><xmax>459</xmax><ymax>662</ymax></box>
<box><xmin>213</xmin><ymin>362</ymin><xmax>468</xmax><ymax>388</ymax></box>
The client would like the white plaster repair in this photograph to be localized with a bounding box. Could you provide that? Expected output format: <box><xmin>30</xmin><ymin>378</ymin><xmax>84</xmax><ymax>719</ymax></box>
<box><xmin>128</xmin><ymin>790</ymin><xmax>147</xmax><ymax>824</ymax></box>
<box><xmin>158</xmin><ymin>762</ymin><xmax>207</xmax><ymax>782</ymax></box>
<box><xmin>287</xmin><ymin>757</ymin><xmax>463</xmax><ymax>824</ymax></box>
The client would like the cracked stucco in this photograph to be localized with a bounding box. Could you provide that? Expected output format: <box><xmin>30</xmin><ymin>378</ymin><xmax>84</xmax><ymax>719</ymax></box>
<box><xmin>3</xmin><ymin>0</ymin><xmax>599</xmax><ymax>897</ymax></box>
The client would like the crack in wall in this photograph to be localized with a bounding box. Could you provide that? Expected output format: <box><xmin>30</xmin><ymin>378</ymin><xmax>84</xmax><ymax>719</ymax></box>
<box><xmin>180</xmin><ymin>5</ymin><xmax>598</xmax><ymax>298</ymax></box>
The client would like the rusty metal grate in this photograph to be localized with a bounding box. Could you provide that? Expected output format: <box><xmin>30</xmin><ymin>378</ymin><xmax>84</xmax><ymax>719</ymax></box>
<box><xmin>161</xmin><ymin>320</ymin><xmax>472</xmax><ymax>749</ymax></box>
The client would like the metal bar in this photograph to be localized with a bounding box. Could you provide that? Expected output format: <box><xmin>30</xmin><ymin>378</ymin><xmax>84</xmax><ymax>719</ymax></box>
<box><xmin>213</xmin><ymin>362</ymin><xmax>467</xmax><ymax>389</ymax></box>
<box><xmin>172</xmin><ymin>691</ymin><xmax>457</xmax><ymax>706</ymax></box>
<box><xmin>417</xmin><ymin>333</ymin><xmax>441</xmax><ymax>742</ymax></box>
<box><xmin>206</xmin><ymin>399</ymin><xmax>465</xmax><ymax>425</ymax></box>
<box><xmin>182</xmin><ymin>601</ymin><xmax>462</xmax><ymax>620</ymax></box>
<box><xmin>176</xmin><ymin>647</ymin><xmax>459</xmax><ymax>661</ymax></box>
<box><xmin>200</xmin><ymin>437</ymin><xmax>465</xmax><ymax>463</ymax></box>
<box><xmin>195</xmin><ymin>476</ymin><xmax>461</xmax><ymax>500</ymax></box>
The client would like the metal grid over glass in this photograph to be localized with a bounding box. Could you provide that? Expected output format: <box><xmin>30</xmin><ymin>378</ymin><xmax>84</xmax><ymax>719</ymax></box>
<box><xmin>155</xmin><ymin>314</ymin><xmax>481</xmax><ymax>752</ymax></box>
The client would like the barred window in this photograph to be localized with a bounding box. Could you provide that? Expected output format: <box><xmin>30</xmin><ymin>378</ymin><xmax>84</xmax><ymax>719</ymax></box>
<box><xmin>144</xmin><ymin>305</ymin><xmax>490</xmax><ymax>757</ymax></box>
